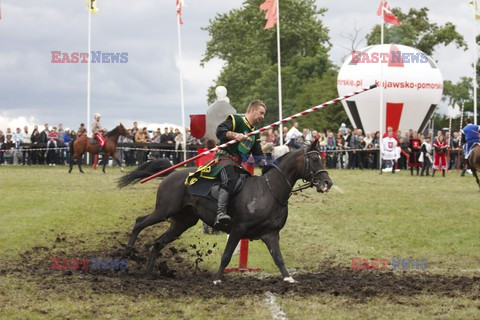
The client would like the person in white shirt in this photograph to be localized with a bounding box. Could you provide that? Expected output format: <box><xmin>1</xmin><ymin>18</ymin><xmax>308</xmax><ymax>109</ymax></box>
<box><xmin>285</xmin><ymin>122</ymin><xmax>303</xmax><ymax>149</ymax></box>
<box><xmin>381</xmin><ymin>130</ymin><xmax>398</xmax><ymax>174</ymax></box>
<box><xmin>12</xmin><ymin>128</ymin><xmax>25</xmax><ymax>165</ymax></box>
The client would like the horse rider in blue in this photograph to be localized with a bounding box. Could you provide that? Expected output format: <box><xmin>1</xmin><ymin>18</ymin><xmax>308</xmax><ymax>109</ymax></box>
<box><xmin>461</xmin><ymin>117</ymin><xmax>480</xmax><ymax>176</ymax></box>
<box><xmin>212</xmin><ymin>100</ymin><xmax>267</xmax><ymax>226</ymax></box>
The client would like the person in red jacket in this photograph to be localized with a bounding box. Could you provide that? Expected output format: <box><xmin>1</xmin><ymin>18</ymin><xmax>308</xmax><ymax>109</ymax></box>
<box><xmin>408</xmin><ymin>131</ymin><xmax>422</xmax><ymax>175</ymax></box>
<box><xmin>432</xmin><ymin>135</ymin><xmax>448</xmax><ymax>177</ymax></box>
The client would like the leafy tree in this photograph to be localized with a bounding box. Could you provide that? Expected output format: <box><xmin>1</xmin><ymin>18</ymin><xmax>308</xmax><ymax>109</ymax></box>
<box><xmin>202</xmin><ymin>0</ymin><xmax>345</xmax><ymax>131</ymax></box>
<box><xmin>438</xmin><ymin>78</ymin><xmax>473</xmax><ymax>131</ymax></box>
<box><xmin>366</xmin><ymin>7</ymin><xmax>467</xmax><ymax>56</ymax></box>
<box><xmin>443</xmin><ymin>77</ymin><xmax>473</xmax><ymax>112</ymax></box>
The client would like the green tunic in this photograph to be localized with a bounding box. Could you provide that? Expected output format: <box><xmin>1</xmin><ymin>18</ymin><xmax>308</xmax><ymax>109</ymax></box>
<box><xmin>185</xmin><ymin>114</ymin><xmax>261</xmax><ymax>185</ymax></box>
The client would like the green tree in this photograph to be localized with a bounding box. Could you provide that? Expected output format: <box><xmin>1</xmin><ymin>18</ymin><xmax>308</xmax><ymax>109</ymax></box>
<box><xmin>366</xmin><ymin>7</ymin><xmax>467</xmax><ymax>56</ymax></box>
<box><xmin>202</xmin><ymin>0</ymin><xmax>345</xmax><ymax>131</ymax></box>
<box><xmin>439</xmin><ymin>78</ymin><xmax>473</xmax><ymax>131</ymax></box>
<box><xmin>443</xmin><ymin>78</ymin><xmax>473</xmax><ymax>111</ymax></box>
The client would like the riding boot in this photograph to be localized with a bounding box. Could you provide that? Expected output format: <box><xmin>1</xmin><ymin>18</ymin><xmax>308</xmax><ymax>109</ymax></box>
<box><xmin>410</xmin><ymin>167</ymin><xmax>414</xmax><ymax>176</ymax></box>
<box><xmin>214</xmin><ymin>188</ymin><xmax>231</xmax><ymax>226</ymax></box>
<box><xmin>432</xmin><ymin>170</ymin><xmax>436</xmax><ymax>177</ymax></box>
<box><xmin>420</xmin><ymin>166</ymin><xmax>425</xmax><ymax>176</ymax></box>
<box><xmin>99</xmin><ymin>146</ymin><xmax>105</xmax><ymax>155</ymax></box>
<box><xmin>416</xmin><ymin>167</ymin><xmax>420</xmax><ymax>176</ymax></box>
<box><xmin>461</xmin><ymin>169</ymin><xmax>466</xmax><ymax>177</ymax></box>
<box><xmin>442</xmin><ymin>170</ymin><xmax>445</xmax><ymax>177</ymax></box>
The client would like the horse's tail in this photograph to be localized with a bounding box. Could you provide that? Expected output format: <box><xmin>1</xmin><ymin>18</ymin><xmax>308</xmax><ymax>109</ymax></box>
<box><xmin>117</xmin><ymin>158</ymin><xmax>173</xmax><ymax>188</ymax></box>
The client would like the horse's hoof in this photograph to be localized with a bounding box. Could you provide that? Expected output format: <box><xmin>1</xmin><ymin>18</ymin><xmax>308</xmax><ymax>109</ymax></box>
<box><xmin>213</xmin><ymin>279</ymin><xmax>222</xmax><ymax>285</ymax></box>
<box><xmin>283</xmin><ymin>276</ymin><xmax>297</xmax><ymax>283</ymax></box>
<box><xmin>122</xmin><ymin>248</ymin><xmax>132</xmax><ymax>258</ymax></box>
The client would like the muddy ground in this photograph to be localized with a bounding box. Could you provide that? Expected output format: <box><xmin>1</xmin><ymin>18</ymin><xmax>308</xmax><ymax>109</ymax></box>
<box><xmin>1</xmin><ymin>229</ymin><xmax>479</xmax><ymax>303</ymax></box>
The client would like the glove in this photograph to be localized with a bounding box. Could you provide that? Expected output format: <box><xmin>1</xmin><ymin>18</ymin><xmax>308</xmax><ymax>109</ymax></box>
<box><xmin>259</xmin><ymin>158</ymin><xmax>271</xmax><ymax>175</ymax></box>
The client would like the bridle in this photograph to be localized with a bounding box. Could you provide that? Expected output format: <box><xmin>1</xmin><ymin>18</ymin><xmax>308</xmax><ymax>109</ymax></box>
<box><xmin>299</xmin><ymin>150</ymin><xmax>329</xmax><ymax>190</ymax></box>
<box><xmin>265</xmin><ymin>149</ymin><xmax>329</xmax><ymax>206</ymax></box>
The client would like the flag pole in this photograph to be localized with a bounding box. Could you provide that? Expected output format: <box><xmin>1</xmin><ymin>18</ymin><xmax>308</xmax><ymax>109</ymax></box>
<box><xmin>176</xmin><ymin>5</ymin><xmax>187</xmax><ymax>164</ymax></box>
<box><xmin>140</xmin><ymin>84</ymin><xmax>378</xmax><ymax>183</ymax></box>
<box><xmin>86</xmin><ymin>2</ymin><xmax>92</xmax><ymax>165</ymax></box>
<box><xmin>379</xmin><ymin>3</ymin><xmax>385</xmax><ymax>171</ymax></box>
<box><xmin>276</xmin><ymin>0</ymin><xmax>284</xmax><ymax>145</ymax></box>
<box><xmin>474</xmin><ymin>2</ymin><xmax>478</xmax><ymax>125</ymax></box>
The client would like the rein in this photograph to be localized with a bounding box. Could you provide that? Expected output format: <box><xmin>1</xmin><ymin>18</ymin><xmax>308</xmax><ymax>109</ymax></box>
<box><xmin>265</xmin><ymin>164</ymin><xmax>292</xmax><ymax>206</ymax></box>
<box><xmin>265</xmin><ymin>149</ymin><xmax>328</xmax><ymax>206</ymax></box>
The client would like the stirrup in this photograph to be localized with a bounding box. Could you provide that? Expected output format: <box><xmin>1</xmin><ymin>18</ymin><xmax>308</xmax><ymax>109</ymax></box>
<box><xmin>214</xmin><ymin>213</ymin><xmax>231</xmax><ymax>226</ymax></box>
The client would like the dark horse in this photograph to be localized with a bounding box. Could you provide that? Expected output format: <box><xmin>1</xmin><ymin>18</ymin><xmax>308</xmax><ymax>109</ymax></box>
<box><xmin>467</xmin><ymin>144</ymin><xmax>480</xmax><ymax>189</ymax></box>
<box><xmin>118</xmin><ymin>140</ymin><xmax>333</xmax><ymax>284</ymax></box>
<box><xmin>69</xmin><ymin>124</ymin><xmax>129</xmax><ymax>174</ymax></box>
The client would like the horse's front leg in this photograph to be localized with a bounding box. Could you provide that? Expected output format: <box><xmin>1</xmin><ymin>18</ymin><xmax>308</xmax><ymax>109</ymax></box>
<box><xmin>213</xmin><ymin>230</ymin><xmax>242</xmax><ymax>285</ymax></box>
<box><xmin>261</xmin><ymin>231</ymin><xmax>296</xmax><ymax>283</ymax></box>
<box><xmin>112</xmin><ymin>153</ymin><xmax>124</xmax><ymax>172</ymax></box>
<box><xmin>102</xmin><ymin>153</ymin><xmax>108</xmax><ymax>173</ymax></box>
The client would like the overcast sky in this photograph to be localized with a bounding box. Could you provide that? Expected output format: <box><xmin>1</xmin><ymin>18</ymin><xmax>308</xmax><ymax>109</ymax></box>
<box><xmin>0</xmin><ymin>0</ymin><xmax>475</xmax><ymax>131</ymax></box>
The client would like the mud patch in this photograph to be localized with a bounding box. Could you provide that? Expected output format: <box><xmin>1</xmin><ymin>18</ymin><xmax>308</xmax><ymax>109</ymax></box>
<box><xmin>2</xmin><ymin>230</ymin><xmax>480</xmax><ymax>302</ymax></box>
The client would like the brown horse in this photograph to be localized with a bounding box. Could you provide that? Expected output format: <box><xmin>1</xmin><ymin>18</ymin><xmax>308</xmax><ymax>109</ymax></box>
<box><xmin>69</xmin><ymin>123</ymin><xmax>128</xmax><ymax>173</ymax></box>
<box><xmin>467</xmin><ymin>144</ymin><xmax>480</xmax><ymax>189</ymax></box>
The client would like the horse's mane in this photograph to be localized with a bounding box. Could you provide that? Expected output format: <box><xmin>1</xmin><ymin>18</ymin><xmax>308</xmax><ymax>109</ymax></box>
<box><xmin>107</xmin><ymin>125</ymin><xmax>120</xmax><ymax>137</ymax></box>
<box><xmin>275</xmin><ymin>150</ymin><xmax>294</xmax><ymax>163</ymax></box>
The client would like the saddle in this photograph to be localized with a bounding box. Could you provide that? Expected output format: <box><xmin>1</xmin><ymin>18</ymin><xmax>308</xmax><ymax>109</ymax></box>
<box><xmin>466</xmin><ymin>142</ymin><xmax>480</xmax><ymax>159</ymax></box>
<box><xmin>187</xmin><ymin>174</ymin><xmax>247</xmax><ymax>201</ymax></box>
<box><xmin>90</xmin><ymin>138</ymin><xmax>99</xmax><ymax>145</ymax></box>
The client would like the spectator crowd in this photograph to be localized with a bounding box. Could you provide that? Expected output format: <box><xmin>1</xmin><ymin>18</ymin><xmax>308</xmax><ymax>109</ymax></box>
<box><xmin>0</xmin><ymin>122</ymin><xmax>203</xmax><ymax>167</ymax></box>
<box><xmin>0</xmin><ymin>121</ymin><xmax>466</xmax><ymax>172</ymax></box>
<box><xmin>259</xmin><ymin>122</ymin><xmax>465</xmax><ymax>172</ymax></box>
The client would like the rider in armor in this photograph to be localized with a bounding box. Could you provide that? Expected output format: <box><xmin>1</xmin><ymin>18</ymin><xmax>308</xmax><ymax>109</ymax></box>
<box><xmin>214</xmin><ymin>100</ymin><xmax>267</xmax><ymax>227</ymax></box>
<box><xmin>461</xmin><ymin>118</ymin><xmax>480</xmax><ymax>176</ymax></box>
<box><xmin>92</xmin><ymin>113</ymin><xmax>106</xmax><ymax>154</ymax></box>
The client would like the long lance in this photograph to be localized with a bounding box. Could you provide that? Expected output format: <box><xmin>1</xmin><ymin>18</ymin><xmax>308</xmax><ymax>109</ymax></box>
<box><xmin>140</xmin><ymin>84</ymin><xmax>377</xmax><ymax>184</ymax></box>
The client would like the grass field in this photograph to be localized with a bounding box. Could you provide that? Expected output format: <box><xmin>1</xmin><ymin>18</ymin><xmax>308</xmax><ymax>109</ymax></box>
<box><xmin>0</xmin><ymin>165</ymin><xmax>479</xmax><ymax>319</ymax></box>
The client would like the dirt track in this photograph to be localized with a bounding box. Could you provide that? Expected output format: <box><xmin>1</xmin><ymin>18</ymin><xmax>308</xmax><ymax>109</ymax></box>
<box><xmin>3</xmin><ymin>231</ymin><xmax>479</xmax><ymax>303</ymax></box>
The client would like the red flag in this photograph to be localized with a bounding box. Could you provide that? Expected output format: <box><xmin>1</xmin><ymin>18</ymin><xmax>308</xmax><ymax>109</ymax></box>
<box><xmin>176</xmin><ymin>0</ymin><xmax>184</xmax><ymax>25</ymax></box>
<box><xmin>259</xmin><ymin>0</ymin><xmax>277</xmax><ymax>29</ymax></box>
<box><xmin>377</xmin><ymin>0</ymin><xmax>401</xmax><ymax>25</ymax></box>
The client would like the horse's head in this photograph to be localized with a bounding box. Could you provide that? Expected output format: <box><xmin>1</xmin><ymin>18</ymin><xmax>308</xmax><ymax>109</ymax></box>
<box><xmin>301</xmin><ymin>140</ymin><xmax>333</xmax><ymax>193</ymax></box>
<box><xmin>118</xmin><ymin>123</ymin><xmax>129</xmax><ymax>137</ymax></box>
